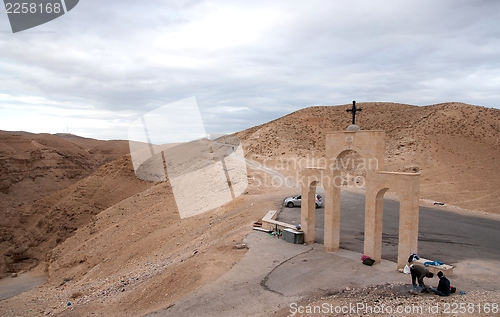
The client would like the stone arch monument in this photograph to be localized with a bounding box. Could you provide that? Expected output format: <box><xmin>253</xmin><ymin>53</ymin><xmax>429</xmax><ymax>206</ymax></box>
<box><xmin>300</xmin><ymin>129</ymin><xmax>420</xmax><ymax>269</ymax></box>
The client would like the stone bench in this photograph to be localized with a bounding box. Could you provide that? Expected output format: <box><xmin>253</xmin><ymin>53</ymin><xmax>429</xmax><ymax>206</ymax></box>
<box><xmin>411</xmin><ymin>258</ymin><xmax>454</xmax><ymax>276</ymax></box>
<box><xmin>261</xmin><ymin>210</ymin><xmax>298</xmax><ymax>231</ymax></box>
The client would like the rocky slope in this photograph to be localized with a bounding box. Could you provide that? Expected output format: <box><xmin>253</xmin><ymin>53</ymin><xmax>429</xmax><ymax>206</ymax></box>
<box><xmin>0</xmin><ymin>131</ymin><xmax>130</xmax><ymax>276</ymax></box>
<box><xmin>238</xmin><ymin>102</ymin><xmax>500</xmax><ymax>213</ymax></box>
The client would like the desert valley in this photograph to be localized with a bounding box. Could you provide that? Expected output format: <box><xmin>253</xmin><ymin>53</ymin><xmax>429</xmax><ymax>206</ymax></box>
<box><xmin>0</xmin><ymin>102</ymin><xmax>499</xmax><ymax>316</ymax></box>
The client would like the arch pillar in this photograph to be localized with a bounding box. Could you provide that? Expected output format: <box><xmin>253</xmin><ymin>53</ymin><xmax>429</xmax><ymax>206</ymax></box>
<box><xmin>364</xmin><ymin>171</ymin><xmax>386</xmax><ymax>263</ymax></box>
<box><xmin>398</xmin><ymin>175</ymin><xmax>420</xmax><ymax>269</ymax></box>
<box><xmin>324</xmin><ymin>169</ymin><xmax>341</xmax><ymax>252</ymax></box>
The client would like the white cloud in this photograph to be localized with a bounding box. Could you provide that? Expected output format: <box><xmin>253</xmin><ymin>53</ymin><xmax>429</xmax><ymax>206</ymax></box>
<box><xmin>1</xmin><ymin>0</ymin><xmax>499</xmax><ymax>140</ymax></box>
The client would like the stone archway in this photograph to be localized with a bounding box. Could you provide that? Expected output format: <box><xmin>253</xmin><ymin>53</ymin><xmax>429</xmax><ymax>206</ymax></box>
<box><xmin>321</xmin><ymin>130</ymin><xmax>385</xmax><ymax>253</ymax></box>
<box><xmin>300</xmin><ymin>130</ymin><xmax>421</xmax><ymax>269</ymax></box>
<box><xmin>364</xmin><ymin>171</ymin><xmax>420</xmax><ymax>269</ymax></box>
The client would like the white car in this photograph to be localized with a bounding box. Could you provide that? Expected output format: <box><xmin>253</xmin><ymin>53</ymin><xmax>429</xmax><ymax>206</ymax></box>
<box><xmin>283</xmin><ymin>194</ymin><xmax>323</xmax><ymax>208</ymax></box>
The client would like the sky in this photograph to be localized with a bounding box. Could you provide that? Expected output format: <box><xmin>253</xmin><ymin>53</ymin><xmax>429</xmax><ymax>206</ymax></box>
<box><xmin>1</xmin><ymin>0</ymin><xmax>499</xmax><ymax>141</ymax></box>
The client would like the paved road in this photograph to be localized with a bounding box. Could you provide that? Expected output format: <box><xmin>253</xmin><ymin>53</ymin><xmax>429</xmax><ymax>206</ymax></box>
<box><xmin>277</xmin><ymin>190</ymin><xmax>500</xmax><ymax>264</ymax></box>
<box><xmin>0</xmin><ymin>272</ymin><xmax>47</xmax><ymax>301</ymax></box>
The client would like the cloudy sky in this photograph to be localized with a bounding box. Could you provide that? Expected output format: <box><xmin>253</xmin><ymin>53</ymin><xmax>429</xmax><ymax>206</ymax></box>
<box><xmin>1</xmin><ymin>0</ymin><xmax>499</xmax><ymax>141</ymax></box>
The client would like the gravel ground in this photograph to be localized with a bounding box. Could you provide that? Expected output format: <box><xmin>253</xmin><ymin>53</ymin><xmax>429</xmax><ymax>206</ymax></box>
<box><xmin>278</xmin><ymin>283</ymin><xmax>499</xmax><ymax>317</ymax></box>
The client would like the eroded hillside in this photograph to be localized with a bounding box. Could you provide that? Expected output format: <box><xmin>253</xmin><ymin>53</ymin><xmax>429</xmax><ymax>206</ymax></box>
<box><xmin>238</xmin><ymin>102</ymin><xmax>500</xmax><ymax>213</ymax></box>
<box><xmin>0</xmin><ymin>132</ymin><xmax>130</xmax><ymax>276</ymax></box>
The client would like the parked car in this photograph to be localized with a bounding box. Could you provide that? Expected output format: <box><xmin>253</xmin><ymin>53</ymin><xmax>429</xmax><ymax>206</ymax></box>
<box><xmin>283</xmin><ymin>194</ymin><xmax>323</xmax><ymax>208</ymax></box>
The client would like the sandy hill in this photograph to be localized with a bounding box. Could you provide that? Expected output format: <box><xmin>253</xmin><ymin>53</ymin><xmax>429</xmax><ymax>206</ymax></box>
<box><xmin>1</xmin><ymin>155</ymin><xmax>155</xmax><ymax>276</ymax></box>
<box><xmin>0</xmin><ymin>102</ymin><xmax>499</xmax><ymax>316</ymax></box>
<box><xmin>0</xmin><ymin>131</ymin><xmax>130</xmax><ymax>277</ymax></box>
<box><xmin>238</xmin><ymin>102</ymin><xmax>500</xmax><ymax>213</ymax></box>
<box><xmin>0</xmin><ymin>131</ymin><xmax>130</xmax><ymax>200</ymax></box>
<box><xmin>1</xmin><ymin>161</ymin><xmax>282</xmax><ymax>316</ymax></box>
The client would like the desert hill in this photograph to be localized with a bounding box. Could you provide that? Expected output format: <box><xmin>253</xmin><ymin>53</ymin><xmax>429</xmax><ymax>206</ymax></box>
<box><xmin>0</xmin><ymin>130</ymin><xmax>129</xmax><ymax>201</ymax></box>
<box><xmin>1</xmin><ymin>161</ymin><xmax>282</xmax><ymax>316</ymax></box>
<box><xmin>238</xmin><ymin>102</ymin><xmax>500</xmax><ymax>213</ymax></box>
<box><xmin>1</xmin><ymin>155</ymin><xmax>155</xmax><ymax>276</ymax></box>
<box><xmin>0</xmin><ymin>131</ymin><xmax>131</xmax><ymax>276</ymax></box>
<box><xmin>0</xmin><ymin>102</ymin><xmax>499</xmax><ymax>316</ymax></box>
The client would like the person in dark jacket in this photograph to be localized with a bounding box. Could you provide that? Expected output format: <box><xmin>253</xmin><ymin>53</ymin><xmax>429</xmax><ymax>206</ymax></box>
<box><xmin>410</xmin><ymin>264</ymin><xmax>434</xmax><ymax>292</ymax></box>
<box><xmin>430</xmin><ymin>271</ymin><xmax>451</xmax><ymax>296</ymax></box>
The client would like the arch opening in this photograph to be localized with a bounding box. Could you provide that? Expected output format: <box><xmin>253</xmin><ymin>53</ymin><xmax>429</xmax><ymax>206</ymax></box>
<box><xmin>335</xmin><ymin>149</ymin><xmax>367</xmax><ymax>252</ymax></box>
<box><xmin>376</xmin><ymin>189</ymin><xmax>401</xmax><ymax>263</ymax></box>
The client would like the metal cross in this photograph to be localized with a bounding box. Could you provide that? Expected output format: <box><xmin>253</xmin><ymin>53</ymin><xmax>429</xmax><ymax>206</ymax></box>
<box><xmin>346</xmin><ymin>100</ymin><xmax>362</xmax><ymax>125</ymax></box>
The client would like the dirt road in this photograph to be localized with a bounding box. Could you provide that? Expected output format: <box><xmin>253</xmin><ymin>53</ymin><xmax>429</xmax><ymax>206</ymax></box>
<box><xmin>0</xmin><ymin>272</ymin><xmax>47</xmax><ymax>301</ymax></box>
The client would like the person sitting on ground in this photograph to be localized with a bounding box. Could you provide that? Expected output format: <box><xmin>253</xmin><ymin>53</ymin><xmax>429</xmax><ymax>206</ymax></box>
<box><xmin>430</xmin><ymin>271</ymin><xmax>451</xmax><ymax>296</ymax></box>
<box><xmin>410</xmin><ymin>264</ymin><xmax>434</xmax><ymax>292</ymax></box>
